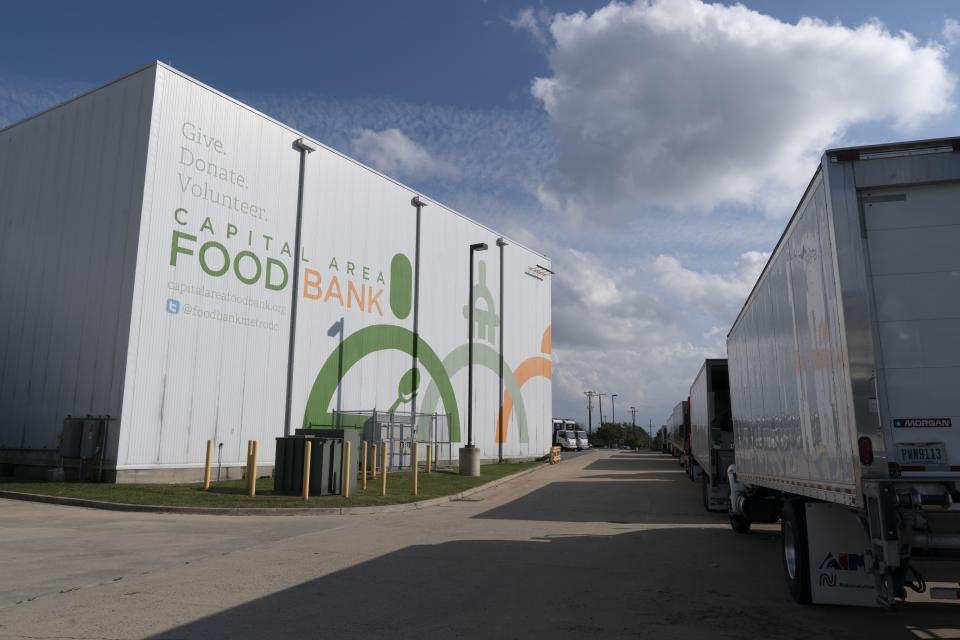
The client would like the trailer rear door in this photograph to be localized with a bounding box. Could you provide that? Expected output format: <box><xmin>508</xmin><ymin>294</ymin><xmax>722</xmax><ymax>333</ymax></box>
<box><xmin>861</xmin><ymin>183</ymin><xmax>960</xmax><ymax>475</ymax></box>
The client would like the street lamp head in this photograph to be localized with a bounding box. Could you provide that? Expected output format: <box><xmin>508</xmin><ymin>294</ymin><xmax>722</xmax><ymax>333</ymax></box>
<box><xmin>293</xmin><ymin>137</ymin><xmax>316</xmax><ymax>153</ymax></box>
<box><xmin>470</xmin><ymin>242</ymin><xmax>488</xmax><ymax>252</ymax></box>
<box><xmin>411</xmin><ymin>195</ymin><xmax>428</xmax><ymax>208</ymax></box>
<box><xmin>496</xmin><ymin>237</ymin><xmax>507</xmax><ymax>247</ymax></box>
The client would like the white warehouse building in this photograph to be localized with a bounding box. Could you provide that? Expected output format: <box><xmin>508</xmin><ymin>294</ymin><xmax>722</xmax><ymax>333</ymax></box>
<box><xmin>0</xmin><ymin>62</ymin><xmax>553</xmax><ymax>482</ymax></box>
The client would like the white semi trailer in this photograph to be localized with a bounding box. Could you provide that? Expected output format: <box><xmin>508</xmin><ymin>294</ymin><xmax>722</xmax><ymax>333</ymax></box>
<box><xmin>688</xmin><ymin>359</ymin><xmax>733</xmax><ymax>512</ymax></box>
<box><xmin>727</xmin><ymin>137</ymin><xmax>960</xmax><ymax>607</ymax></box>
<box><xmin>666</xmin><ymin>400</ymin><xmax>689</xmax><ymax>464</ymax></box>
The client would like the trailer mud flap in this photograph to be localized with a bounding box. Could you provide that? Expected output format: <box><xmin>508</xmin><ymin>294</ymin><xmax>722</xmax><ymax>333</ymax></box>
<box><xmin>806</xmin><ymin>503</ymin><xmax>879</xmax><ymax>607</ymax></box>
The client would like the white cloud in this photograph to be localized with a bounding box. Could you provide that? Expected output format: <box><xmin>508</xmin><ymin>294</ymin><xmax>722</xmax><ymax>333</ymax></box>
<box><xmin>508</xmin><ymin>8</ymin><xmax>550</xmax><ymax>48</ymax></box>
<box><xmin>944</xmin><ymin>18</ymin><xmax>960</xmax><ymax>48</ymax></box>
<box><xmin>246</xmin><ymin>93</ymin><xmax>553</xmax><ymax>203</ymax></box>
<box><xmin>0</xmin><ymin>72</ymin><xmax>90</xmax><ymax>129</ymax></box>
<box><xmin>652</xmin><ymin>250</ymin><xmax>769</xmax><ymax>317</ymax></box>
<box><xmin>530</xmin><ymin>0</ymin><xmax>956</xmax><ymax>219</ymax></box>
<box><xmin>350</xmin><ymin>128</ymin><xmax>459</xmax><ymax>181</ymax></box>
<box><xmin>552</xmin><ymin>246</ymin><xmax>679</xmax><ymax>348</ymax></box>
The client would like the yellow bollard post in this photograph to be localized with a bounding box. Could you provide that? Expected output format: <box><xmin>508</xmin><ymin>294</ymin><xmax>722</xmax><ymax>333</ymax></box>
<box><xmin>371</xmin><ymin>444</ymin><xmax>378</xmax><ymax>479</ymax></box>
<box><xmin>245</xmin><ymin>440</ymin><xmax>253</xmax><ymax>490</ymax></box>
<box><xmin>380</xmin><ymin>443</ymin><xmax>388</xmax><ymax>497</ymax></box>
<box><xmin>202</xmin><ymin>439</ymin><xmax>213</xmax><ymax>490</ymax></box>
<box><xmin>426</xmin><ymin>444</ymin><xmax>432</xmax><ymax>474</ymax></box>
<box><xmin>361</xmin><ymin>441</ymin><xmax>368</xmax><ymax>491</ymax></box>
<box><xmin>342</xmin><ymin>440</ymin><xmax>351</xmax><ymax>498</ymax></box>
<box><xmin>302</xmin><ymin>439</ymin><xmax>313</xmax><ymax>501</ymax></box>
<box><xmin>412</xmin><ymin>443</ymin><xmax>419</xmax><ymax>497</ymax></box>
<box><xmin>248</xmin><ymin>440</ymin><xmax>259</xmax><ymax>496</ymax></box>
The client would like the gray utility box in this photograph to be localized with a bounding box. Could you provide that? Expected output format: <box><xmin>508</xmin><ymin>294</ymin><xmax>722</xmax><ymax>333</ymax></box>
<box><xmin>59</xmin><ymin>417</ymin><xmax>108</xmax><ymax>481</ymax></box>
<box><xmin>275</xmin><ymin>435</ymin><xmax>342</xmax><ymax>496</ymax></box>
<box><xmin>274</xmin><ymin>429</ymin><xmax>360</xmax><ymax>496</ymax></box>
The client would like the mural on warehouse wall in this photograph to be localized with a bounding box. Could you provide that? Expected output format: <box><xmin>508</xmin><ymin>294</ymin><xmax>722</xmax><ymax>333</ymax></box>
<box><xmin>121</xmin><ymin>66</ymin><xmax>550</xmax><ymax>467</ymax></box>
<box><xmin>300</xmin><ymin>253</ymin><xmax>553</xmax><ymax>444</ymax></box>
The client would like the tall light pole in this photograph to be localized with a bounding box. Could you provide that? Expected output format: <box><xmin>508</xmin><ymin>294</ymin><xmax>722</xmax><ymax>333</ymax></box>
<box><xmin>496</xmin><ymin>237</ymin><xmax>506</xmax><ymax>464</ymax></box>
<box><xmin>611</xmin><ymin>394</ymin><xmax>618</xmax><ymax>425</ymax></box>
<box><xmin>631</xmin><ymin>406</ymin><xmax>637</xmax><ymax>440</ymax></box>
<box><xmin>283</xmin><ymin>137</ymin><xmax>315</xmax><ymax>437</ymax></box>
<box><xmin>584</xmin><ymin>391</ymin><xmax>595</xmax><ymax>435</ymax></box>
<box><xmin>597</xmin><ymin>392</ymin><xmax>607</xmax><ymax>425</ymax></box>
<box><xmin>409</xmin><ymin>196</ymin><xmax>426</xmax><ymax>422</ymax></box>
<box><xmin>460</xmin><ymin>241</ymin><xmax>487</xmax><ymax>477</ymax></box>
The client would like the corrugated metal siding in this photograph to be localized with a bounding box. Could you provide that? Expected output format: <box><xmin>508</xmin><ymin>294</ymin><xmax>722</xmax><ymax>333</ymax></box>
<box><xmin>0</xmin><ymin>67</ymin><xmax>155</xmax><ymax>460</ymax></box>
<box><xmin>0</xmin><ymin>68</ymin><xmax>154</xmax><ymax>458</ymax></box>
<box><xmin>119</xmin><ymin>65</ymin><xmax>551</xmax><ymax>469</ymax></box>
<box><xmin>119</xmin><ymin>66</ymin><xmax>299</xmax><ymax>468</ymax></box>
<box><xmin>727</xmin><ymin>171</ymin><xmax>856</xmax><ymax>492</ymax></box>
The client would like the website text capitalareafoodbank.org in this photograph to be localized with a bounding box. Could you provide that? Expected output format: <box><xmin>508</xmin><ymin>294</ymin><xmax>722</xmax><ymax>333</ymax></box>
<box><xmin>167</xmin><ymin>280</ymin><xmax>287</xmax><ymax>315</ymax></box>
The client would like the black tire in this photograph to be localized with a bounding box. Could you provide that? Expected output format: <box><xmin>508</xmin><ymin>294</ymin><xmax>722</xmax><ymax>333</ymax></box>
<box><xmin>781</xmin><ymin>499</ymin><xmax>812</xmax><ymax>604</ymax></box>
<box><xmin>730</xmin><ymin>514</ymin><xmax>751</xmax><ymax>534</ymax></box>
<box><xmin>701</xmin><ymin>474</ymin><xmax>710</xmax><ymax>511</ymax></box>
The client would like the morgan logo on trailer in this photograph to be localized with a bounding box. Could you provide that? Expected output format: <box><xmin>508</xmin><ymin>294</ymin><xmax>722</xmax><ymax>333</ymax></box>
<box><xmin>893</xmin><ymin>418</ymin><xmax>952</xmax><ymax>428</ymax></box>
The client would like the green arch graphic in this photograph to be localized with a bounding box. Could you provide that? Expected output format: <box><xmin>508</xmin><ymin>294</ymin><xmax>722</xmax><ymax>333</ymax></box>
<box><xmin>302</xmin><ymin>325</ymin><xmax>460</xmax><ymax>437</ymax></box>
<box><xmin>418</xmin><ymin>343</ymin><xmax>528</xmax><ymax>444</ymax></box>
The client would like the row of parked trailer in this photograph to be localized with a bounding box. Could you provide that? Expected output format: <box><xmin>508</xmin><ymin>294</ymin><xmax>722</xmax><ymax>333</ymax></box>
<box><xmin>662</xmin><ymin>137</ymin><xmax>960</xmax><ymax>608</ymax></box>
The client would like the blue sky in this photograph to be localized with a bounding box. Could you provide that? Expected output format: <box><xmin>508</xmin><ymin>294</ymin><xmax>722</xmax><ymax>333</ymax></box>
<box><xmin>3</xmin><ymin>0</ymin><xmax>960</xmax><ymax>430</ymax></box>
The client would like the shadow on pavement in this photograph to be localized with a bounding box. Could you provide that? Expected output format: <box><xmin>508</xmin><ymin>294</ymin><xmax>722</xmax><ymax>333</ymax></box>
<box><xmin>147</xmin><ymin>527</ymin><xmax>960</xmax><ymax>640</ymax></box>
<box><xmin>583</xmin><ymin>457</ymin><xmax>683</xmax><ymax>472</ymax></box>
<box><xmin>578</xmin><ymin>473</ymin><xmax>683</xmax><ymax>481</ymax></box>
<box><xmin>472</xmin><ymin>480</ymin><xmax>718</xmax><ymax>524</ymax></box>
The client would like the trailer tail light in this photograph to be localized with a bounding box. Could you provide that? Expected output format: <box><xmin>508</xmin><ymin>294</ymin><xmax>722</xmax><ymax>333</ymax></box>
<box><xmin>858</xmin><ymin>436</ymin><xmax>874</xmax><ymax>466</ymax></box>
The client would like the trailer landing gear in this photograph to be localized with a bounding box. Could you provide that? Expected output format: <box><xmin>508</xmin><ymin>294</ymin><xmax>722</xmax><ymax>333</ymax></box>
<box><xmin>729</xmin><ymin>514</ymin><xmax>751</xmax><ymax>534</ymax></box>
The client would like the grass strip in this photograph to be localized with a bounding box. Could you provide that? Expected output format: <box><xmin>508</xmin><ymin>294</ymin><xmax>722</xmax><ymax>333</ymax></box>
<box><xmin>0</xmin><ymin>461</ymin><xmax>542</xmax><ymax>509</ymax></box>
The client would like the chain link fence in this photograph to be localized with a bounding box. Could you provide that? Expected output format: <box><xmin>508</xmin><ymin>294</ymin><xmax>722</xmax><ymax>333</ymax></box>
<box><xmin>334</xmin><ymin>410</ymin><xmax>454</xmax><ymax>471</ymax></box>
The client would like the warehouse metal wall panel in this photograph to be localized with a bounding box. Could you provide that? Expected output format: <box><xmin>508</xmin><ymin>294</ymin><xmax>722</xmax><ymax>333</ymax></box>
<box><xmin>119</xmin><ymin>66</ymin><xmax>299</xmax><ymax>468</ymax></box>
<box><xmin>119</xmin><ymin>64</ymin><xmax>551</xmax><ymax>470</ymax></box>
<box><xmin>0</xmin><ymin>66</ymin><xmax>156</xmax><ymax>461</ymax></box>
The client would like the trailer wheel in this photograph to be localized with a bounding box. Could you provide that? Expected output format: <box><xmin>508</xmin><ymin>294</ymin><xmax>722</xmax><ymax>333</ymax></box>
<box><xmin>729</xmin><ymin>514</ymin><xmax>751</xmax><ymax>534</ymax></box>
<box><xmin>781</xmin><ymin>499</ymin><xmax>811</xmax><ymax>604</ymax></box>
<box><xmin>701</xmin><ymin>475</ymin><xmax>710</xmax><ymax>511</ymax></box>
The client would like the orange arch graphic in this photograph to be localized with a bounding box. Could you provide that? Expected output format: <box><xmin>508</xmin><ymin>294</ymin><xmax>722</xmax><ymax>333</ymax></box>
<box><xmin>497</xmin><ymin>325</ymin><xmax>553</xmax><ymax>443</ymax></box>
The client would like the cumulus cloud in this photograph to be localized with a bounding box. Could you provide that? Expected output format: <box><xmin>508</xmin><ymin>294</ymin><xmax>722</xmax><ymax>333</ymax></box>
<box><xmin>553</xmin><ymin>247</ymin><xmax>678</xmax><ymax>348</ymax></box>
<box><xmin>652</xmin><ymin>250</ymin><xmax>769</xmax><ymax>317</ymax></box>
<box><xmin>944</xmin><ymin>18</ymin><xmax>960</xmax><ymax>48</ymax></box>
<box><xmin>530</xmin><ymin>0</ymin><xmax>956</xmax><ymax>219</ymax></box>
<box><xmin>508</xmin><ymin>7</ymin><xmax>551</xmax><ymax>48</ymax></box>
<box><xmin>548</xmin><ymin>245</ymin><xmax>715</xmax><ymax>425</ymax></box>
<box><xmin>350</xmin><ymin>128</ymin><xmax>459</xmax><ymax>181</ymax></box>
<box><xmin>552</xmin><ymin>340</ymin><xmax>714</xmax><ymax>425</ymax></box>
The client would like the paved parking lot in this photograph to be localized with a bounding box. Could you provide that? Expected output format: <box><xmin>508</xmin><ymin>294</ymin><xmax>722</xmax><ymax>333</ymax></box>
<box><xmin>1</xmin><ymin>450</ymin><xmax>957</xmax><ymax>639</ymax></box>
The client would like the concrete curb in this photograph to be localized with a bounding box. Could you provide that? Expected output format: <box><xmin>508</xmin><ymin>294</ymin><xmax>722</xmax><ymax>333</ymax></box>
<box><xmin>0</xmin><ymin>456</ymin><xmax>572</xmax><ymax>516</ymax></box>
